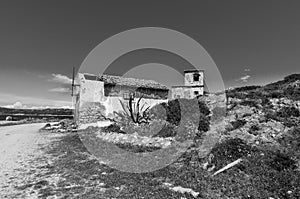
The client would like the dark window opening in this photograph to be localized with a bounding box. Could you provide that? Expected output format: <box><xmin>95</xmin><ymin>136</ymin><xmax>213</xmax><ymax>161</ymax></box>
<box><xmin>194</xmin><ymin>91</ymin><xmax>199</xmax><ymax>95</ymax></box>
<box><xmin>193</xmin><ymin>73</ymin><xmax>200</xmax><ymax>82</ymax></box>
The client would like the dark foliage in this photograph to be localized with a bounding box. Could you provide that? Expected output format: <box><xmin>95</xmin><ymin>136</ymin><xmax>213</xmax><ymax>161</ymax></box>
<box><xmin>261</xmin><ymin>97</ymin><xmax>271</xmax><ymax>107</ymax></box>
<box><xmin>0</xmin><ymin>107</ymin><xmax>73</xmax><ymax>116</ymax></box>
<box><xmin>210</xmin><ymin>138</ymin><xmax>253</xmax><ymax>169</ymax></box>
<box><xmin>270</xmin><ymin>91</ymin><xmax>285</xmax><ymax>98</ymax></box>
<box><xmin>240</xmin><ymin>100</ymin><xmax>259</xmax><ymax>108</ymax></box>
<box><xmin>277</xmin><ymin>106</ymin><xmax>300</xmax><ymax>118</ymax></box>
<box><xmin>115</xmin><ymin>143</ymin><xmax>161</xmax><ymax>153</ymax></box>
<box><xmin>230</xmin><ymin>85</ymin><xmax>261</xmax><ymax>93</ymax></box>
<box><xmin>101</xmin><ymin>124</ymin><xmax>126</xmax><ymax>134</ymax></box>
<box><xmin>230</xmin><ymin>119</ymin><xmax>247</xmax><ymax>130</ymax></box>
<box><xmin>198</xmin><ymin>114</ymin><xmax>210</xmax><ymax>132</ymax></box>
<box><xmin>278</xmin><ymin>127</ymin><xmax>300</xmax><ymax>157</ymax></box>
<box><xmin>152</xmin><ymin>123</ymin><xmax>177</xmax><ymax>138</ymax></box>
<box><xmin>267</xmin><ymin>153</ymin><xmax>297</xmax><ymax>171</ymax></box>
<box><xmin>248</xmin><ymin>124</ymin><xmax>260</xmax><ymax>136</ymax></box>
<box><xmin>284</xmin><ymin>85</ymin><xmax>300</xmax><ymax>100</ymax></box>
<box><xmin>149</xmin><ymin>98</ymin><xmax>210</xmax><ymax>133</ymax></box>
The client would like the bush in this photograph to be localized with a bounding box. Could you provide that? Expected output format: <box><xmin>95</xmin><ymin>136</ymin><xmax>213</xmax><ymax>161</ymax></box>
<box><xmin>277</xmin><ymin>127</ymin><xmax>300</xmax><ymax>157</ymax></box>
<box><xmin>230</xmin><ymin>119</ymin><xmax>247</xmax><ymax>130</ymax></box>
<box><xmin>284</xmin><ymin>86</ymin><xmax>300</xmax><ymax>101</ymax></box>
<box><xmin>261</xmin><ymin>97</ymin><xmax>271</xmax><ymax>107</ymax></box>
<box><xmin>240</xmin><ymin>100</ymin><xmax>259</xmax><ymax>108</ymax></box>
<box><xmin>198</xmin><ymin>114</ymin><xmax>210</xmax><ymax>132</ymax></box>
<box><xmin>277</xmin><ymin>106</ymin><xmax>300</xmax><ymax>118</ymax></box>
<box><xmin>267</xmin><ymin>153</ymin><xmax>297</xmax><ymax>171</ymax></box>
<box><xmin>115</xmin><ymin>142</ymin><xmax>161</xmax><ymax>153</ymax></box>
<box><xmin>150</xmin><ymin>98</ymin><xmax>210</xmax><ymax>130</ymax></box>
<box><xmin>270</xmin><ymin>91</ymin><xmax>285</xmax><ymax>98</ymax></box>
<box><xmin>152</xmin><ymin>122</ymin><xmax>177</xmax><ymax>138</ymax></box>
<box><xmin>148</xmin><ymin>103</ymin><xmax>168</xmax><ymax>121</ymax></box>
<box><xmin>209</xmin><ymin>138</ymin><xmax>253</xmax><ymax>169</ymax></box>
<box><xmin>249</xmin><ymin>124</ymin><xmax>260</xmax><ymax>135</ymax></box>
<box><xmin>101</xmin><ymin>124</ymin><xmax>126</xmax><ymax>134</ymax></box>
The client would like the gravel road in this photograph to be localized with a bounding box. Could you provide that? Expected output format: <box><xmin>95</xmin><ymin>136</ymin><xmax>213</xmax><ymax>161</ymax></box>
<box><xmin>0</xmin><ymin>123</ymin><xmax>51</xmax><ymax>198</ymax></box>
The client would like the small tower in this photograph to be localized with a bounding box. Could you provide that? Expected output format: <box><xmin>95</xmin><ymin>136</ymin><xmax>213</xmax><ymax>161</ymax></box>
<box><xmin>170</xmin><ymin>69</ymin><xmax>204</xmax><ymax>99</ymax></box>
<box><xmin>184</xmin><ymin>69</ymin><xmax>204</xmax><ymax>86</ymax></box>
<box><xmin>184</xmin><ymin>69</ymin><xmax>204</xmax><ymax>98</ymax></box>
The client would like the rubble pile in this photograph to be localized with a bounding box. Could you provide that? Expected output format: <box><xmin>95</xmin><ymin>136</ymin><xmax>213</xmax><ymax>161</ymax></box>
<box><xmin>78</xmin><ymin>102</ymin><xmax>106</xmax><ymax>124</ymax></box>
<box><xmin>41</xmin><ymin>119</ymin><xmax>77</xmax><ymax>133</ymax></box>
<box><xmin>270</xmin><ymin>97</ymin><xmax>300</xmax><ymax>109</ymax></box>
<box><xmin>96</xmin><ymin>131</ymin><xmax>174</xmax><ymax>149</ymax></box>
<box><xmin>221</xmin><ymin>95</ymin><xmax>299</xmax><ymax>147</ymax></box>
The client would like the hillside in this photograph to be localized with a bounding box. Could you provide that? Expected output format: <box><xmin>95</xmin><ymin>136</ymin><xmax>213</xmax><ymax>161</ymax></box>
<box><xmin>226</xmin><ymin>73</ymin><xmax>300</xmax><ymax>101</ymax></box>
<box><xmin>0</xmin><ymin>107</ymin><xmax>73</xmax><ymax>122</ymax></box>
<box><xmin>0</xmin><ymin>107</ymin><xmax>73</xmax><ymax>116</ymax></box>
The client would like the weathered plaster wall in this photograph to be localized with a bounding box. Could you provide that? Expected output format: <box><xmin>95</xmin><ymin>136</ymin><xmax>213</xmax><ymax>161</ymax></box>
<box><xmin>79</xmin><ymin>101</ymin><xmax>106</xmax><ymax>124</ymax></box>
<box><xmin>77</xmin><ymin>74</ymin><xmax>106</xmax><ymax>124</ymax></box>
<box><xmin>170</xmin><ymin>86</ymin><xmax>204</xmax><ymax>99</ymax></box>
<box><xmin>184</xmin><ymin>71</ymin><xmax>204</xmax><ymax>86</ymax></box>
<box><xmin>171</xmin><ymin>87</ymin><xmax>185</xmax><ymax>99</ymax></box>
<box><xmin>103</xmin><ymin>96</ymin><xmax>167</xmax><ymax>117</ymax></box>
<box><xmin>105</xmin><ymin>85</ymin><xmax>168</xmax><ymax>99</ymax></box>
<box><xmin>189</xmin><ymin>87</ymin><xmax>204</xmax><ymax>98</ymax></box>
<box><xmin>79</xmin><ymin>79</ymin><xmax>104</xmax><ymax>104</ymax></box>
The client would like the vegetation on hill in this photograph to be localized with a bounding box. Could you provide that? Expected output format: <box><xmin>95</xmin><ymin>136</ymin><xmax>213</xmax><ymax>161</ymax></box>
<box><xmin>0</xmin><ymin>107</ymin><xmax>73</xmax><ymax>116</ymax></box>
<box><xmin>227</xmin><ymin>73</ymin><xmax>300</xmax><ymax>100</ymax></box>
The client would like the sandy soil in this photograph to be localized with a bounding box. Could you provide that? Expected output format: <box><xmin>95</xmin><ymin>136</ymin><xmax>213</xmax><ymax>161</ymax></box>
<box><xmin>0</xmin><ymin>123</ymin><xmax>53</xmax><ymax>198</ymax></box>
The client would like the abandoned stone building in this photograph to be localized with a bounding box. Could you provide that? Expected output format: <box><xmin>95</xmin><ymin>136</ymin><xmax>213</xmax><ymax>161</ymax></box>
<box><xmin>73</xmin><ymin>69</ymin><xmax>204</xmax><ymax>124</ymax></box>
<box><xmin>170</xmin><ymin>69</ymin><xmax>204</xmax><ymax>99</ymax></box>
<box><xmin>73</xmin><ymin>73</ymin><xmax>169</xmax><ymax>123</ymax></box>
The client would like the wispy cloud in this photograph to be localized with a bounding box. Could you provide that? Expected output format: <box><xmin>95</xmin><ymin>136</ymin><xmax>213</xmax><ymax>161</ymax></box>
<box><xmin>239</xmin><ymin>75</ymin><xmax>251</xmax><ymax>82</ymax></box>
<box><xmin>3</xmin><ymin>101</ymin><xmax>26</xmax><ymax>109</ymax></box>
<box><xmin>49</xmin><ymin>73</ymin><xmax>72</xmax><ymax>84</ymax></box>
<box><xmin>0</xmin><ymin>92</ymin><xmax>72</xmax><ymax>109</ymax></box>
<box><xmin>49</xmin><ymin>87</ymin><xmax>71</xmax><ymax>93</ymax></box>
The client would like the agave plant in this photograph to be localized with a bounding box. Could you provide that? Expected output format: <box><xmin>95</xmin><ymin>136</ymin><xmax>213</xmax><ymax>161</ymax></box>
<box><xmin>115</xmin><ymin>95</ymin><xmax>151</xmax><ymax>124</ymax></box>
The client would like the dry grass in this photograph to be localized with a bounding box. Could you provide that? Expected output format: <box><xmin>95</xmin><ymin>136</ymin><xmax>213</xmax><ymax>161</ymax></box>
<box><xmin>31</xmin><ymin>132</ymin><xmax>300</xmax><ymax>198</ymax></box>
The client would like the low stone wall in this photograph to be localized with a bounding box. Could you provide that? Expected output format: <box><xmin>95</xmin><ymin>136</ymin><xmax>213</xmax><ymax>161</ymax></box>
<box><xmin>78</xmin><ymin>101</ymin><xmax>106</xmax><ymax>124</ymax></box>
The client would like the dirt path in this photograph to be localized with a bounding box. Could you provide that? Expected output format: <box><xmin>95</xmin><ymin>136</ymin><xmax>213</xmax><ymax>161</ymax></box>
<box><xmin>0</xmin><ymin>123</ymin><xmax>52</xmax><ymax>198</ymax></box>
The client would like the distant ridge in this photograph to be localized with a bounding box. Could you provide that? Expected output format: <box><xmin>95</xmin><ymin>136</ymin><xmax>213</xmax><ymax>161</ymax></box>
<box><xmin>226</xmin><ymin>74</ymin><xmax>300</xmax><ymax>101</ymax></box>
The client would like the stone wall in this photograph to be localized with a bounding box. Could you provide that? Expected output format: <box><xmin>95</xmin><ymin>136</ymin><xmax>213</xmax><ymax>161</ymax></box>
<box><xmin>78</xmin><ymin>101</ymin><xmax>106</xmax><ymax>124</ymax></box>
<box><xmin>170</xmin><ymin>86</ymin><xmax>204</xmax><ymax>99</ymax></box>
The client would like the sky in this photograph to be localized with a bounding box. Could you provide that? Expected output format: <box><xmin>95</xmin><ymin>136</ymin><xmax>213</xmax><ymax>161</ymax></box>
<box><xmin>0</xmin><ymin>0</ymin><xmax>299</xmax><ymax>108</ymax></box>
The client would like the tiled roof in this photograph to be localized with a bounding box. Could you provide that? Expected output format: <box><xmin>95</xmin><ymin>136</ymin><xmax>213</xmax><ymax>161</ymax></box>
<box><xmin>98</xmin><ymin>74</ymin><xmax>169</xmax><ymax>90</ymax></box>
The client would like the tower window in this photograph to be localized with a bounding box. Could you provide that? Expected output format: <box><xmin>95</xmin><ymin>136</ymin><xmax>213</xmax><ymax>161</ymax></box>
<box><xmin>193</xmin><ymin>73</ymin><xmax>200</xmax><ymax>81</ymax></box>
<box><xmin>194</xmin><ymin>91</ymin><xmax>199</xmax><ymax>95</ymax></box>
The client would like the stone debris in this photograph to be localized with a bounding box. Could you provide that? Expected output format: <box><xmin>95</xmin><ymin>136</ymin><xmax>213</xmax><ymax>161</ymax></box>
<box><xmin>41</xmin><ymin>119</ymin><xmax>77</xmax><ymax>133</ymax></box>
<box><xmin>96</xmin><ymin>131</ymin><xmax>174</xmax><ymax>148</ymax></box>
<box><xmin>163</xmin><ymin>182</ymin><xmax>199</xmax><ymax>198</ymax></box>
